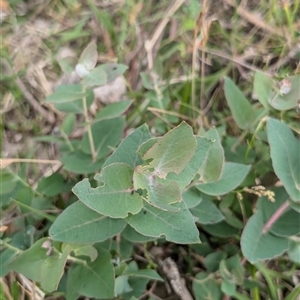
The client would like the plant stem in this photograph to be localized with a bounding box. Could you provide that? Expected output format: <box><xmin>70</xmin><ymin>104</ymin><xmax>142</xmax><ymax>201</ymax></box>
<box><xmin>262</xmin><ymin>200</ymin><xmax>290</xmax><ymax>233</ymax></box>
<box><xmin>82</xmin><ymin>87</ymin><xmax>97</xmax><ymax>162</ymax></box>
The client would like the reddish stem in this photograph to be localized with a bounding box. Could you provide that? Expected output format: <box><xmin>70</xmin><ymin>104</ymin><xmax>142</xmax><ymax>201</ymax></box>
<box><xmin>262</xmin><ymin>200</ymin><xmax>290</xmax><ymax>233</ymax></box>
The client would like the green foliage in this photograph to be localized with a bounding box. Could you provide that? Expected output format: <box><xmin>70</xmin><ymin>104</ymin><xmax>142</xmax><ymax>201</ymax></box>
<box><xmin>2</xmin><ymin>40</ymin><xmax>300</xmax><ymax>300</ymax></box>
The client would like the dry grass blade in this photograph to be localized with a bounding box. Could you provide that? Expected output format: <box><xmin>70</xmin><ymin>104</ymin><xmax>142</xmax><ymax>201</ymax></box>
<box><xmin>145</xmin><ymin>0</ymin><xmax>186</xmax><ymax>69</ymax></box>
<box><xmin>0</xmin><ymin>158</ymin><xmax>61</xmax><ymax>169</ymax></box>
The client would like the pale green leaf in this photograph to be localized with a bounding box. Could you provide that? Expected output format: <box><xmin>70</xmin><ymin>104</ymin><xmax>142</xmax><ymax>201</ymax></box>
<box><xmin>72</xmin><ymin>163</ymin><xmax>143</xmax><ymax>218</ymax></box>
<box><xmin>270</xmin><ymin>75</ymin><xmax>300</xmax><ymax>110</ymax></box>
<box><xmin>8</xmin><ymin>238</ymin><xmax>69</xmax><ymax>293</ymax></box>
<box><xmin>78</xmin><ymin>41</ymin><xmax>98</xmax><ymax>70</ymax></box>
<box><xmin>142</xmin><ymin>122</ymin><xmax>197</xmax><ymax>179</ymax></box>
<box><xmin>104</xmin><ymin>124</ymin><xmax>151</xmax><ymax>168</ymax></box>
<box><xmin>190</xmin><ymin>197</ymin><xmax>224</xmax><ymax>224</ymax></box>
<box><xmin>95</xmin><ymin>100</ymin><xmax>133</xmax><ymax>122</ymax></box>
<box><xmin>81</xmin><ymin>117</ymin><xmax>125</xmax><ymax>160</ymax></box>
<box><xmin>81</xmin><ymin>66</ymin><xmax>107</xmax><ymax>87</ymax></box>
<box><xmin>267</xmin><ymin>118</ymin><xmax>300</xmax><ymax>202</ymax></box>
<box><xmin>60</xmin><ymin>150</ymin><xmax>104</xmax><ymax>174</ymax></box>
<box><xmin>241</xmin><ymin>210</ymin><xmax>288</xmax><ymax>263</ymax></box>
<box><xmin>45</xmin><ymin>84</ymin><xmax>87</xmax><ymax>103</ymax></box>
<box><xmin>49</xmin><ymin>201</ymin><xmax>126</xmax><ymax>243</ymax></box>
<box><xmin>196</xmin><ymin>162</ymin><xmax>251</xmax><ymax>196</ymax></box>
<box><xmin>253</xmin><ymin>71</ymin><xmax>273</xmax><ymax>109</ymax></box>
<box><xmin>66</xmin><ymin>246</ymin><xmax>115</xmax><ymax>299</ymax></box>
<box><xmin>224</xmin><ymin>77</ymin><xmax>256</xmax><ymax>130</ymax></box>
<box><xmin>122</xmin><ymin>225</ymin><xmax>157</xmax><ymax>243</ymax></box>
<box><xmin>166</xmin><ymin>136</ymin><xmax>212</xmax><ymax>190</ymax></box>
<box><xmin>133</xmin><ymin>166</ymin><xmax>181</xmax><ymax>212</ymax></box>
<box><xmin>193</xmin><ymin>272</ymin><xmax>222</xmax><ymax>300</ymax></box>
<box><xmin>125</xmin><ymin>201</ymin><xmax>200</xmax><ymax>244</ymax></box>
<box><xmin>199</xmin><ymin>127</ymin><xmax>224</xmax><ymax>182</ymax></box>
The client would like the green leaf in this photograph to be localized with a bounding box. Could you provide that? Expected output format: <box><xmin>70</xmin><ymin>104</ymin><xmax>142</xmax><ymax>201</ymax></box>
<box><xmin>133</xmin><ymin>166</ymin><xmax>181</xmax><ymax>212</ymax></box>
<box><xmin>287</xmin><ymin>239</ymin><xmax>300</xmax><ymax>263</ymax></box>
<box><xmin>95</xmin><ymin>100</ymin><xmax>133</xmax><ymax>122</ymax></box>
<box><xmin>253</xmin><ymin>71</ymin><xmax>273</xmax><ymax>109</ymax></box>
<box><xmin>37</xmin><ymin>173</ymin><xmax>73</xmax><ymax>196</ymax></box>
<box><xmin>270</xmin><ymin>75</ymin><xmax>300</xmax><ymax>110</ymax></box>
<box><xmin>199</xmin><ymin>127</ymin><xmax>224</xmax><ymax>182</ymax></box>
<box><xmin>182</xmin><ymin>189</ymin><xmax>203</xmax><ymax>209</ymax></box>
<box><xmin>125</xmin><ymin>201</ymin><xmax>200</xmax><ymax>244</ymax></box>
<box><xmin>122</xmin><ymin>225</ymin><xmax>157</xmax><ymax>243</ymax></box>
<box><xmin>196</xmin><ymin>162</ymin><xmax>251</xmax><ymax>196</ymax></box>
<box><xmin>142</xmin><ymin>122</ymin><xmax>197</xmax><ymax>179</ymax></box>
<box><xmin>98</xmin><ymin>63</ymin><xmax>128</xmax><ymax>82</ymax></box>
<box><xmin>66</xmin><ymin>246</ymin><xmax>115</xmax><ymax>299</ymax></box>
<box><xmin>123</xmin><ymin>269</ymin><xmax>163</xmax><ymax>281</ymax></box>
<box><xmin>220</xmin><ymin>255</ymin><xmax>244</xmax><ymax>285</ymax></box>
<box><xmin>241</xmin><ymin>210</ymin><xmax>289</xmax><ymax>263</ymax></box>
<box><xmin>257</xmin><ymin>187</ymin><xmax>300</xmax><ymax>237</ymax></box>
<box><xmin>104</xmin><ymin>124</ymin><xmax>151</xmax><ymax>168</ymax></box>
<box><xmin>8</xmin><ymin>238</ymin><xmax>69</xmax><ymax>292</ymax></box>
<box><xmin>166</xmin><ymin>136</ymin><xmax>212</xmax><ymax>190</ymax></box>
<box><xmin>60</xmin><ymin>113</ymin><xmax>76</xmax><ymax>135</ymax></box>
<box><xmin>72</xmin><ymin>163</ymin><xmax>143</xmax><ymax>218</ymax></box>
<box><xmin>267</xmin><ymin>118</ymin><xmax>300</xmax><ymax>202</ymax></box>
<box><xmin>66</xmin><ymin>244</ymin><xmax>98</xmax><ymax>262</ymax></box>
<box><xmin>78</xmin><ymin>41</ymin><xmax>98</xmax><ymax>71</ymax></box>
<box><xmin>49</xmin><ymin>201</ymin><xmax>126</xmax><ymax>243</ymax></box>
<box><xmin>201</xmin><ymin>221</ymin><xmax>239</xmax><ymax>238</ymax></box>
<box><xmin>81</xmin><ymin>117</ymin><xmax>125</xmax><ymax>159</ymax></box>
<box><xmin>57</xmin><ymin>56</ymin><xmax>77</xmax><ymax>75</ymax></box>
<box><xmin>191</xmin><ymin>197</ymin><xmax>224</xmax><ymax>224</ymax></box>
<box><xmin>193</xmin><ymin>272</ymin><xmax>222</xmax><ymax>300</ymax></box>
<box><xmin>224</xmin><ymin>77</ymin><xmax>256</xmax><ymax>130</ymax></box>
<box><xmin>81</xmin><ymin>66</ymin><xmax>107</xmax><ymax>87</ymax></box>
<box><xmin>60</xmin><ymin>150</ymin><xmax>104</xmax><ymax>174</ymax></box>
<box><xmin>45</xmin><ymin>84</ymin><xmax>87</xmax><ymax>103</ymax></box>
<box><xmin>46</xmin><ymin>86</ymin><xmax>94</xmax><ymax>113</ymax></box>
<box><xmin>221</xmin><ymin>280</ymin><xmax>236</xmax><ymax>296</ymax></box>
<box><xmin>204</xmin><ymin>251</ymin><xmax>227</xmax><ymax>272</ymax></box>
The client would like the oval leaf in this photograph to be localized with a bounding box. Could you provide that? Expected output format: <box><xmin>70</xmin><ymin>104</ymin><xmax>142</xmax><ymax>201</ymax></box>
<box><xmin>72</xmin><ymin>163</ymin><xmax>143</xmax><ymax>218</ymax></box>
<box><xmin>267</xmin><ymin>118</ymin><xmax>300</xmax><ymax>202</ymax></box>
<box><xmin>224</xmin><ymin>77</ymin><xmax>256</xmax><ymax>130</ymax></box>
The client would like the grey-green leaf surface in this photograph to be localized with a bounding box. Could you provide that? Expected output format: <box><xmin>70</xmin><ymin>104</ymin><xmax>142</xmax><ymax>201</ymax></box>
<box><xmin>60</xmin><ymin>150</ymin><xmax>104</xmax><ymax>174</ymax></box>
<box><xmin>270</xmin><ymin>75</ymin><xmax>300</xmax><ymax>110</ymax></box>
<box><xmin>45</xmin><ymin>84</ymin><xmax>88</xmax><ymax>103</ymax></box>
<box><xmin>224</xmin><ymin>77</ymin><xmax>256</xmax><ymax>130</ymax></box>
<box><xmin>267</xmin><ymin>118</ymin><xmax>300</xmax><ymax>202</ymax></box>
<box><xmin>190</xmin><ymin>197</ymin><xmax>224</xmax><ymax>224</ymax></box>
<box><xmin>95</xmin><ymin>100</ymin><xmax>133</xmax><ymax>122</ymax></box>
<box><xmin>66</xmin><ymin>246</ymin><xmax>115</xmax><ymax>299</ymax></box>
<box><xmin>196</xmin><ymin>162</ymin><xmax>251</xmax><ymax>196</ymax></box>
<box><xmin>142</xmin><ymin>122</ymin><xmax>197</xmax><ymax>179</ymax></box>
<box><xmin>81</xmin><ymin>117</ymin><xmax>125</xmax><ymax>160</ymax></box>
<box><xmin>241</xmin><ymin>210</ymin><xmax>289</xmax><ymax>263</ymax></box>
<box><xmin>98</xmin><ymin>63</ymin><xmax>128</xmax><ymax>82</ymax></box>
<box><xmin>103</xmin><ymin>124</ymin><xmax>151</xmax><ymax>168</ymax></box>
<box><xmin>193</xmin><ymin>272</ymin><xmax>222</xmax><ymax>300</ymax></box>
<box><xmin>257</xmin><ymin>187</ymin><xmax>300</xmax><ymax>237</ymax></box>
<box><xmin>49</xmin><ymin>201</ymin><xmax>126</xmax><ymax>243</ymax></box>
<box><xmin>78</xmin><ymin>41</ymin><xmax>98</xmax><ymax>70</ymax></box>
<box><xmin>253</xmin><ymin>71</ymin><xmax>273</xmax><ymax>109</ymax></box>
<box><xmin>81</xmin><ymin>66</ymin><xmax>107</xmax><ymax>87</ymax></box>
<box><xmin>133</xmin><ymin>166</ymin><xmax>181</xmax><ymax>212</ymax></box>
<box><xmin>166</xmin><ymin>136</ymin><xmax>212</xmax><ymax>190</ymax></box>
<box><xmin>8</xmin><ymin>238</ymin><xmax>69</xmax><ymax>293</ymax></box>
<box><xmin>125</xmin><ymin>201</ymin><xmax>200</xmax><ymax>244</ymax></box>
<box><xmin>122</xmin><ymin>225</ymin><xmax>157</xmax><ymax>243</ymax></box>
<box><xmin>72</xmin><ymin>163</ymin><xmax>143</xmax><ymax>218</ymax></box>
<box><xmin>201</xmin><ymin>221</ymin><xmax>239</xmax><ymax>238</ymax></box>
<box><xmin>199</xmin><ymin>127</ymin><xmax>224</xmax><ymax>182</ymax></box>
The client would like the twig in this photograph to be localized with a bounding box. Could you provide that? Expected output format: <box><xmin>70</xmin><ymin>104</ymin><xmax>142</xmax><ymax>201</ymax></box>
<box><xmin>160</xmin><ymin>257</ymin><xmax>194</xmax><ymax>300</ymax></box>
<box><xmin>0</xmin><ymin>158</ymin><xmax>61</xmax><ymax>169</ymax></box>
<box><xmin>145</xmin><ymin>0</ymin><xmax>186</xmax><ymax>69</ymax></box>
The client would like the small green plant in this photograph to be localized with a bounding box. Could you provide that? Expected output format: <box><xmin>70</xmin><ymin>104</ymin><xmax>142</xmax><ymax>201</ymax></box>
<box><xmin>1</xmin><ymin>42</ymin><xmax>299</xmax><ymax>300</ymax></box>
